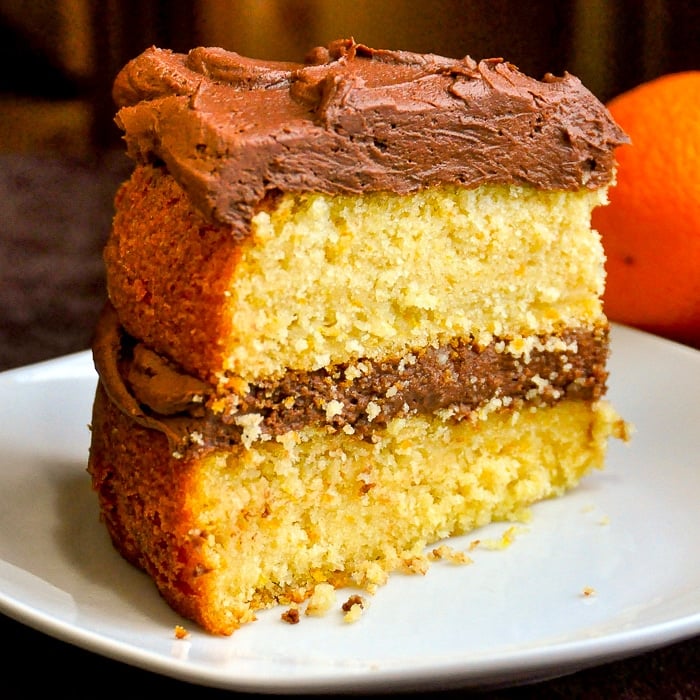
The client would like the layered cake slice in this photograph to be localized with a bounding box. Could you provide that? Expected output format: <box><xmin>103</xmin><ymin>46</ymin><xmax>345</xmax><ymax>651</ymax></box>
<box><xmin>88</xmin><ymin>39</ymin><xmax>630</xmax><ymax>635</ymax></box>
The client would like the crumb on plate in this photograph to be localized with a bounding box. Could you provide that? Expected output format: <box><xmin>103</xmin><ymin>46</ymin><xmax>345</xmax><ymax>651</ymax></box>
<box><xmin>342</xmin><ymin>594</ymin><xmax>366</xmax><ymax>623</ymax></box>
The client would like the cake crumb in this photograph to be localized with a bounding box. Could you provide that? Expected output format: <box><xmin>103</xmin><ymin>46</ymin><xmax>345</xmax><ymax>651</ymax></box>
<box><xmin>397</xmin><ymin>354</ymin><xmax>417</xmax><ymax>372</ymax></box>
<box><xmin>429</xmin><ymin>544</ymin><xmax>473</xmax><ymax>565</ymax></box>
<box><xmin>174</xmin><ymin>625</ymin><xmax>189</xmax><ymax>639</ymax></box>
<box><xmin>233</xmin><ymin>412</ymin><xmax>265</xmax><ymax>448</ymax></box>
<box><xmin>581</xmin><ymin>586</ymin><xmax>597</xmax><ymax>598</ymax></box>
<box><xmin>436</xmin><ymin>406</ymin><xmax>457</xmax><ymax>420</ymax></box>
<box><xmin>342</xmin><ymin>594</ymin><xmax>366</xmax><ymax>623</ymax></box>
<box><xmin>281</xmin><ymin>607</ymin><xmax>300</xmax><ymax>624</ymax></box>
<box><xmin>481</xmin><ymin>525</ymin><xmax>523</xmax><ymax>550</ymax></box>
<box><xmin>351</xmin><ymin>561</ymin><xmax>388</xmax><ymax>590</ymax></box>
<box><xmin>400</xmin><ymin>555</ymin><xmax>430</xmax><ymax>575</ymax></box>
<box><xmin>325</xmin><ymin>399</ymin><xmax>344</xmax><ymax>420</ymax></box>
<box><xmin>188</xmin><ymin>430</ymin><xmax>204</xmax><ymax>446</ymax></box>
<box><xmin>344</xmin><ymin>364</ymin><xmax>363</xmax><ymax>381</ymax></box>
<box><xmin>305</xmin><ymin>582</ymin><xmax>336</xmax><ymax>616</ymax></box>
<box><xmin>365</xmin><ymin>401</ymin><xmax>381</xmax><ymax>422</ymax></box>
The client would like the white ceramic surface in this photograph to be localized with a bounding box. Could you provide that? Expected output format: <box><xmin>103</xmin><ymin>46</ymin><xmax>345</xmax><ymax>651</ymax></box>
<box><xmin>0</xmin><ymin>324</ymin><xmax>699</xmax><ymax>693</ymax></box>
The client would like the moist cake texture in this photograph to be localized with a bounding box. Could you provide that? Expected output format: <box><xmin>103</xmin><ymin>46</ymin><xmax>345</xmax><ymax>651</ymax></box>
<box><xmin>88</xmin><ymin>39</ymin><xmax>630</xmax><ymax>635</ymax></box>
<box><xmin>105</xmin><ymin>165</ymin><xmax>610</xmax><ymax>385</ymax></box>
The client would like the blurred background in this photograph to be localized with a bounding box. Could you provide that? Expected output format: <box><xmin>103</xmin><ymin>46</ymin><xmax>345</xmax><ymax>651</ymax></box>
<box><xmin>0</xmin><ymin>0</ymin><xmax>698</xmax><ymax>367</ymax></box>
<box><xmin>2</xmin><ymin>0</ymin><xmax>699</xmax><ymax>157</ymax></box>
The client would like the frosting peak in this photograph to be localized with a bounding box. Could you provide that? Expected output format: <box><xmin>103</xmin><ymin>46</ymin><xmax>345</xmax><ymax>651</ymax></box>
<box><xmin>112</xmin><ymin>39</ymin><xmax>628</xmax><ymax>231</ymax></box>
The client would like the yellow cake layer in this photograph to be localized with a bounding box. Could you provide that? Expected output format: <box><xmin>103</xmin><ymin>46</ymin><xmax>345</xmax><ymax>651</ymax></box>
<box><xmin>105</xmin><ymin>166</ymin><xmax>609</xmax><ymax>385</ymax></box>
<box><xmin>225</xmin><ymin>184</ymin><xmax>609</xmax><ymax>382</ymax></box>
<box><xmin>89</xmin><ymin>386</ymin><xmax>627</xmax><ymax>635</ymax></box>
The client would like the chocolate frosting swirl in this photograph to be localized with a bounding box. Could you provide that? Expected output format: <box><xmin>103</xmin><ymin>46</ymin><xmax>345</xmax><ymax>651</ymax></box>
<box><xmin>112</xmin><ymin>39</ymin><xmax>628</xmax><ymax>232</ymax></box>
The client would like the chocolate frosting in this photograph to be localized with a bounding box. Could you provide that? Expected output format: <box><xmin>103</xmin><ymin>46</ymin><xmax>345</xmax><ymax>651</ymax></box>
<box><xmin>112</xmin><ymin>39</ymin><xmax>628</xmax><ymax>232</ymax></box>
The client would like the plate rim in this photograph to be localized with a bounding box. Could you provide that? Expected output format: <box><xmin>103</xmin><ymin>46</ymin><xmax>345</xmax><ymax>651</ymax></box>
<box><xmin>1</xmin><ymin>325</ymin><xmax>699</xmax><ymax>693</ymax></box>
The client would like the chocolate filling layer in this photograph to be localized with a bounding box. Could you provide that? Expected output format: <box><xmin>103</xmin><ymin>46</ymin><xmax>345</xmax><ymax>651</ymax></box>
<box><xmin>93</xmin><ymin>303</ymin><xmax>609</xmax><ymax>453</ymax></box>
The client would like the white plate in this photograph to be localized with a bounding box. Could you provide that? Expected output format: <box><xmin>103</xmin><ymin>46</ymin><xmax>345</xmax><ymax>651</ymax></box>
<box><xmin>0</xmin><ymin>324</ymin><xmax>699</xmax><ymax>694</ymax></box>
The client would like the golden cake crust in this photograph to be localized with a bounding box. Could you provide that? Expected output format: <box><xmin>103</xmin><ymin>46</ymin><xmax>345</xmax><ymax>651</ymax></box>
<box><xmin>105</xmin><ymin>164</ymin><xmax>241</xmax><ymax>382</ymax></box>
<box><xmin>89</xmin><ymin>383</ymin><xmax>229</xmax><ymax>632</ymax></box>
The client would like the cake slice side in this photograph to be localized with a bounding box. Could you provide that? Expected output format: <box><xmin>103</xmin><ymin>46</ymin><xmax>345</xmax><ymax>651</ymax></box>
<box><xmin>89</xmin><ymin>381</ymin><xmax>628</xmax><ymax>636</ymax></box>
<box><xmin>88</xmin><ymin>38</ymin><xmax>631</xmax><ymax>635</ymax></box>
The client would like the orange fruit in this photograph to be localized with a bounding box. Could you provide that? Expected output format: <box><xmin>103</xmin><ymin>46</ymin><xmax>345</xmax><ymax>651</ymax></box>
<box><xmin>592</xmin><ymin>71</ymin><xmax>700</xmax><ymax>349</ymax></box>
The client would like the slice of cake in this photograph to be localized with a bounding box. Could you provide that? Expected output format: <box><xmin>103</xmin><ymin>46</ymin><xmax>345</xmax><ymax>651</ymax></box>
<box><xmin>88</xmin><ymin>39</ymin><xmax>630</xmax><ymax>635</ymax></box>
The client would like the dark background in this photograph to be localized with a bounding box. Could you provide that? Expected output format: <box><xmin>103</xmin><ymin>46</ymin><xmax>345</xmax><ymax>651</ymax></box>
<box><xmin>1</xmin><ymin>0</ymin><xmax>699</xmax><ymax>157</ymax></box>
<box><xmin>0</xmin><ymin>0</ymin><xmax>698</xmax><ymax>370</ymax></box>
<box><xmin>0</xmin><ymin>1</ymin><xmax>699</xmax><ymax>697</ymax></box>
